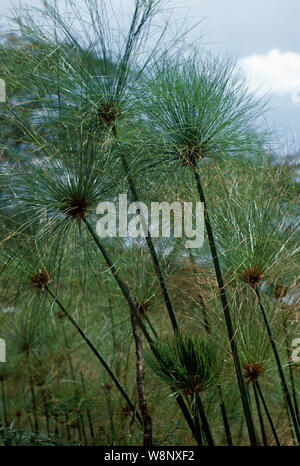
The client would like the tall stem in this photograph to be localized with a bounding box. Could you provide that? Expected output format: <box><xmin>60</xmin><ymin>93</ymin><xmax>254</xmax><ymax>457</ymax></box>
<box><xmin>80</xmin><ymin>372</ymin><xmax>96</xmax><ymax>445</ymax></box>
<box><xmin>193</xmin><ymin>165</ymin><xmax>258</xmax><ymax>446</ymax></box>
<box><xmin>195</xmin><ymin>392</ymin><xmax>215</xmax><ymax>446</ymax></box>
<box><xmin>191</xmin><ymin>396</ymin><xmax>203</xmax><ymax>446</ymax></box>
<box><xmin>219</xmin><ymin>391</ymin><xmax>233</xmax><ymax>446</ymax></box>
<box><xmin>119</xmin><ymin>152</ymin><xmax>178</xmax><ymax>332</ymax></box>
<box><xmin>45</xmin><ymin>285</ymin><xmax>142</xmax><ymax>426</ymax></box>
<box><xmin>253</xmin><ymin>382</ymin><xmax>267</xmax><ymax>446</ymax></box>
<box><xmin>127</xmin><ymin>283</ymin><xmax>153</xmax><ymax>446</ymax></box>
<box><xmin>255</xmin><ymin>381</ymin><xmax>281</xmax><ymax>446</ymax></box>
<box><xmin>255</xmin><ymin>288</ymin><xmax>300</xmax><ymax>444</ymax></box>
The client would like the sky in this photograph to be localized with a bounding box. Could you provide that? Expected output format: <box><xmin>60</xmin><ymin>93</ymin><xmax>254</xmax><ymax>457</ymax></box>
<box><xmin>0</xmin><ymin>0</ymin><xmax>299</xmax><ymax>149</ymax></box>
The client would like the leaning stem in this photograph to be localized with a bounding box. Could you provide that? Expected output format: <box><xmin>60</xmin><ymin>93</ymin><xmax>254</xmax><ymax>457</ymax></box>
<box><xmin>128</xmin><ymin>283</ymin><xmax>153</xmax><ymax>446</ymax></box>
<box><xmin>119</xmin><ymin>151</ymin><xmax>178</xmax><ymax>332</ymax></box>
<box><xmin>45</xmin><ymin>285</ymin><xmax>143</xmax><ymax>426</ymax></box>
<box><xmin>218</xmin><ymin>388</ymin><xmax>233</xmax><ymax>446</ymax></box>
<box><xmin>80</xmin><ymin>372</ymin><xmax>96</xmax><ymax>445</ymax></box>
<box><xmin>255</xmin><ymin>287</ymin><xmax>300</xmax><ymax>444</ymax></box>
<box><xmin>191</xmin><ymin>395</ymin><xmax>203</xmax><ymax>446</ymax></box>
<box><xmin>192</xmin><ymin>165</ymin><xmax>258</xmax><ymax>446</ymax></box>
<box><xmin>195</xmin><ymin>392</ymin><xmax>215</xmax><ymax>446</ymax></box>
<box><xmin>253</xmin><ymin>382</ymin><xmax>267</xmax><ymax>446</ymax></box>
<box><xmin>82</xmin><ymin>217</ymin><xmax>198</xmax><ymax>443</ymax></box>
<box><xmin>255</xmin><ymin>381</ymin><xmax>281</xmax><ymax>446</ymax></box>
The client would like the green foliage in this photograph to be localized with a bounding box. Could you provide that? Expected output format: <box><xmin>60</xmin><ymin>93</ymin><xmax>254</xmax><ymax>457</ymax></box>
<box><xmin>146</xmin><ymin>333</ymin><xmax>221</xmax><ymax>395</ymax></box>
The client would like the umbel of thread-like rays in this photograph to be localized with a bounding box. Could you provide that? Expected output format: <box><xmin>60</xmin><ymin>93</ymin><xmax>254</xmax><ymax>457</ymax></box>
<box><xmin>138</xmin><ymin>54</ymin><xmax>267</xmax><ymax>169</ymax></box>
<box><xmin>0</xmin><ymin>236</ymin><xmax>143</xmax><ymax>426</ymax></box>
<box><xmin>8</xmin><ymin>0</ymin><xmax>172</xmax><ymax>135</ymax></box>
<box><xmin>235</xmin><ymin>303</ymin><xmax>281</xmax><ymax>446</ymax></box>
<box><xmin>146</xmin><ymin>333</ymin><xmax>221</xmax><ymax>445</ymax></box>
<box><xmin>212</xmin><ymin>193</ymin><xmax>300</xmax><ymax>288</ymax></box>
<box><xmin>139</xmin><ymin>53</ymin><xmax>267</xmax><ymax>446</ymax></box>
<box><xmin>212</xmin><ymin>188</ymin><xmax>300</xmax><ymax>443</ymax></box>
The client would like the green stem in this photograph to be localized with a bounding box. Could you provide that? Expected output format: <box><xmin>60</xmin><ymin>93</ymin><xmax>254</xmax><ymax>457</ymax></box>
<box><xmin>255</xmin><ymin>381</ymin><xmax>281</xmax><ymax>446</ymax></box>
<box><xmin>219</xmin><ymin>391</ymin><xmax>233</xmax><ymax>446</ymax></box>
<box><xmin>45</xmin><ymin>285</ymin><xmax>143</xmax><ymax>426</ymax></box>
<box><xmin>119</xmin><ymin>151</ymin><xmax>178</xmax><ymax>332</ymax></box>
<box><xmin>253</xmin><ymin>382</ymin><xmax>267</xmax><ymax>446</ymax></box>
<box><xmin>80</xmin><ymin>372</ymin><xmax>95</xmax><ymax>445</ymax></box>
<box><xmin>195</xmin><ymin>392</ymin><xmax>215</xmax><ymax>446</ymax></box>
<box><xmin>255</xmin><ymin>288</ymin><xmax>300</xmax><ymax>444</ymax></box>
<box><xmin>191</xmin><ymin>396</ymin><xmax>203</xmax><ymax>446</ymax></box>
<box><xmin>193</xmin><ymin>165</ymin><xmax>259</xmax><ymax>446</ymax></box>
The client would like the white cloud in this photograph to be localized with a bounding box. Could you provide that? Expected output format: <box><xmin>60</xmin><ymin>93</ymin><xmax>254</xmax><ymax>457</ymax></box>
<box><xmin>238</xmin><ymin>49</ymin><xmax>300</xmax><ymax>101</ymax></box>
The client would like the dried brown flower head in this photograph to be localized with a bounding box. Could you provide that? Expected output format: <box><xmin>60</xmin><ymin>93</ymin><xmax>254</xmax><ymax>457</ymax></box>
<box><xmin>62</xmin><ymin>194</ymin><xmax>88</xmax><ymax>220</ymax></box>
<box><xmin>97</xmin><ymin>103</ymin><xmax>121</xmax><ymax>126</ymax></box>
<box><xmin>243</xmin><ymin>362</ymin><xmax>265</xmax><ymax>383</ymax></box>
<box><xmin>179</xmin><ymin>144</ymin><xmax>206</xmax><ymax>167</ymax></box>
<box><xmin>22</xmin><ymin>342</ymin><xmax>34</xmax><ymax>354</ymax></box>
<box><xmin>241</xmin><ymin>266</ymin><xmax>264</xmax><ymax>288</ymax></box>
<box><xmin>30</xmin><ymin>270</ymin><xmax>51</xmax><ymax>290</ymax></box>
<box><xmin>0</xmin><ymin>374</ymin><xmax>6</xmax><ymax>382</ymax></box>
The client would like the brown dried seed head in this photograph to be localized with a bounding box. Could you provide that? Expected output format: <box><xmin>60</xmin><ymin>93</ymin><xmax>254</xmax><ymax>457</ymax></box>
<box><xmin>97</xmin><ymin>103</ymin><xmax>121</xmax><ymax>126</ymax></box>
<box><xmin>30</xmin><ymin>270</ymin><xmax>51</xmax><ymax>290</ymax></box>
<box><xmin>0</xmin><ymin>374</ymin><xmax>6</xmax><ymax>382</ymax></box>
<box><xmin>243</xmin><ymin>362</ymin><xmax>265</xmax><ymax>383</ymax></box>
<box><xmin>63</xmin><ymin>194</ymin><xmax>88</xmax><ymax>220</ymax></box>
<box><xmin>241</xmin><ymin>266</ymin><xmax>264</xmax><ymax>288</ymax></box>
<box><xmin>22</xmin><ymin>342</ymin><xmax>34</xmax><ymax>354</ymax></box>
<box><xmin>179</xmin><ymin>144</ymin><xmax>205</xmax><ymax>167</ymax></box>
